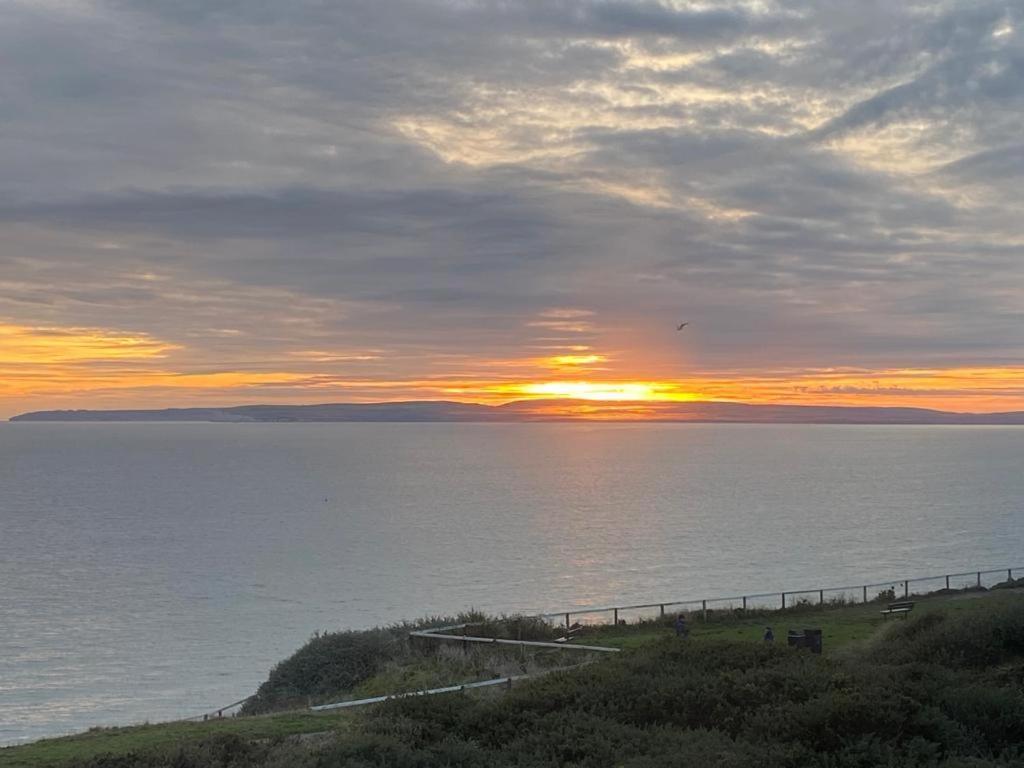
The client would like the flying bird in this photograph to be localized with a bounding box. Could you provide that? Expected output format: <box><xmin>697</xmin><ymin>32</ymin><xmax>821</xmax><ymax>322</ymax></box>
<box><xmin>676</xmin><ymin>322</ymin><xmax>689</xmax><ymax>331</ymax></box>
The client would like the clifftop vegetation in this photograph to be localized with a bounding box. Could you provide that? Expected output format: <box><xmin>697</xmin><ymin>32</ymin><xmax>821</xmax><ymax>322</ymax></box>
<box><xmin>242</xmin><ymin>613</ymin><xmax>559</xmax><ymax>714</ymax></box>
<box><xmin>5</xmin><ymin>591</ymin><xmax>1023</xmax><ymax>768</ymax></box>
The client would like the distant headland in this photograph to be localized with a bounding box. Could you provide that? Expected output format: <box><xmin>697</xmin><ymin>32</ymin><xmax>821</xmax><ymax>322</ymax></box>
<box><xmin>11</xmin><ymin>399</ymin><xmax>1024</xmax><ymax>424</ymax></box>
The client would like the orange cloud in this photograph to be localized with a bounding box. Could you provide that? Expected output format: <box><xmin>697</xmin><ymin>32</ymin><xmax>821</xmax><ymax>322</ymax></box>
<box><xmin>0</xmin><ymin>321</ymin><xmax>310</xmax><ymax>409</ymax></box>
<box><xmin>0</xmin><ymin>322</ymin><xmax>177</xmax><ymax>364</ymax></box>
<box><xmin>544</xmin><ymin>354</ymin><xmax>608</xmax><ymax>367</ymax></box>
<box><xmin>4</xmin><ymin>318</ymin><xmax>1024</xmax><ymax>417</ymax></box>
<box><xmin>287</xmin><ymin>350</ymin><xmax>382</xmax><ymax>362</ymax></box>
<box><xmin>537</xmin><ymin>308</ymin><xmax>594</xmax><ymax>319</ymax></box>
<box><xmin>0</xmin><ymin>367</ymin><xmax>313</xmax><ymax>398</ymax></box>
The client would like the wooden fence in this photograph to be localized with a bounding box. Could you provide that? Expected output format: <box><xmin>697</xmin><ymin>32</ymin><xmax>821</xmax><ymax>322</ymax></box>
<box><xmin>535</xmin><ymin>565</ymin><xmax>1023</xmax><ymax>628</ymax></box>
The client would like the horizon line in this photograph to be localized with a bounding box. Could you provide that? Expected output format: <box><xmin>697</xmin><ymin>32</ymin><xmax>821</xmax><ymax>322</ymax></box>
<box><xmin>11</xmin><ymin>397</ymin><xmax>1024</xmax><ymax>424</ymax></box>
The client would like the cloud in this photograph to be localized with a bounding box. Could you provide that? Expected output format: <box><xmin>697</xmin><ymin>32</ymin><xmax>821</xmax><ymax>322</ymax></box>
<box><xmin>1</xmin><ymin>0</ymin><xmax>1023</xmax><ymax>415</ymax></box>
<box><xmin>935</xmin><ymin>143</ymin><xmax>1024</xmax><ymax>182</ymax></box>
<box><xmin>0</xmin><ymin>321</ymin><xmax>177</xmax><ymax>363</ymax></box>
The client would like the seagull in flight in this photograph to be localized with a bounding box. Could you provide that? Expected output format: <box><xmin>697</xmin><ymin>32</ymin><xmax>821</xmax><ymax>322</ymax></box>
<box><xmin>676</xmin><ymin>322</ymin><xmax>689</xmax><ymax>331</ymax></box>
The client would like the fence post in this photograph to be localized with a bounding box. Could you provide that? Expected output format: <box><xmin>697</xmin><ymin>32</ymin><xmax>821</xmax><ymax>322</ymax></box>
<box><xmin>976</xmin><ymin>571</ymin><xmax>981</xmax><ymax>588</ymax></box>
<box><xmin>903</xmin><ymin>581</ymin><xmax>909</xmax><ymax>598</ymax></box>
<box><xmin>702</xmin><ymin>600</ymin><xmax>707</xmax><ymax>622</ymax></box>
<box><xmin>781</xmin><ymin>592</ymin><xmax>786</xmax><ymax>609</ymax></box>
<box><xmin>946</xmin><ymin>575</ymin><xmax>950</xmax><ymax>590</ymax></box>
<box><xmin>862</xmin><ymin>585</ymin><xmax>867</xmax><ymax>603</ymax></box>
<box><xmin>565</xmin><ymin>613</ymin><xmax>570</xmax><ymax>630</ymax></box>
<box><xmin>613</xmin><ymin>608</ymin><xmax>618</xmax><ymax>625</ymax></box>
<box><xmin>819</xmin><ymin>589</ymin><xmax>824</xmax><ymax>607</ymax></box>
<box><xmin>659</xmin><ymin>604</ymin><xmax>665</xmax><ymax>618</ymax></box>
<box><xmin>1009</xmin><ymin>569</ymin><xmax>1013</xmax><ymax>582</ymax></box>
<box><xmin>742</xmin><ymin>596</ymin><xmax>747</xmax><ymax>610</ymax></box>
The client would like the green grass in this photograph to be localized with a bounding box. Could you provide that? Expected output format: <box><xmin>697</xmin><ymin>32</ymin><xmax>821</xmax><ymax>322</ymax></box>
<box><xmin>239</xmin><ymin>611</ymin><xmax>556</xmax><ymax>715</ymax></box>
<box><xmin>572</xmin><ymin>589</ymin><xmax>1018</xmax><ymax>650</ymax></box>
<box><xmin>324</xmin><ymin>595</ymin><xmax>1024</xmax><ymax>768</ymax></box>
<box><xmin>3</xmin><ymin>588</ymin><xmax>1020</xmax><ymax>768</ymax></box>
<box><xmin>346</xmin><ymin>648</ymin><xmax>570</xmax><ymax>701</ymax></box>
<box><xmin>0</xmin><ymin>710</ymin><xmax>354</xmax><ymax>768</ymax></box>
<box><xmin>0</xmin><ymin>641</ymin><xmax>567</xmax><ymax>768</ymax></box>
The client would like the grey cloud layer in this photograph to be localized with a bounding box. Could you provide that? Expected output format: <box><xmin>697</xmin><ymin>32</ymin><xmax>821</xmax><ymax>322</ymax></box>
<box><xmin>1</xmin><ymin>0</ymin><xmax>1023</xmax><ymax>379</ymax></box>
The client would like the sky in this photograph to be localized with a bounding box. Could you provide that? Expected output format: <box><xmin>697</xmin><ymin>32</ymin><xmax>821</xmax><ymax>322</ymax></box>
<box><xmin>2</xmin><ymin>0</ymin><xmax>1024</xmax><ymax>418</ymax></box>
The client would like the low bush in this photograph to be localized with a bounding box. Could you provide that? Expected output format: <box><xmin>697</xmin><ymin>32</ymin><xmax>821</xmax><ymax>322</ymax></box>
<box><xmin>64</xmin><ymin>599</ymin><xmax>1024</xmax><ymax>767</ymax></box>
<box><xmin>241</xmin><ymin>611</ymin><xmax>562</xmax><ymax>714</ymax></box>
<box><xmin>991</xmin><ymin>577</ymin><xmax>1024</xmax><ymax>590</ymax></box>
<box><xmin>872</xmin><ymin>600</ymin><xmax>1024</xmax><ymax>668</ymax></box>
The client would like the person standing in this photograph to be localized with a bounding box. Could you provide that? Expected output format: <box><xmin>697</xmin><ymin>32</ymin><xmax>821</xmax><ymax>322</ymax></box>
<box><xmin>763</xmin><ymin>626</ymin><xmax>774</xmax><ymax>643</ymax></box>
<box><xmin>675</xmin><ymin>613</ymin><xmax>689</xmax><ymax>638</ymax></box>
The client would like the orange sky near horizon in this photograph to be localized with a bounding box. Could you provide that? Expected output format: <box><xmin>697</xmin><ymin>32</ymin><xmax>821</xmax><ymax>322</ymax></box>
<box><xmin>4</xmin><ymin>2</ymin><xmax>1024</xmax><ymax>424</ymax></box>
<box><xmin>4</xmin><ymin>319</ymin><xmax>1024</xmax><ymax>418</ymax></box>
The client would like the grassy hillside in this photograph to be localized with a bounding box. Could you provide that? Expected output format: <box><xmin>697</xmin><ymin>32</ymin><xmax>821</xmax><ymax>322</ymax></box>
<box><xmin>4</xmin><ymin>590</ymin><xmax>1022</xmax><ymax>768</ymax></box>
<box><xmin>0</xmin><ymin>712</ymin><xmax>355</xmax><ymax>768</ymax></box>
<box><xmin>242</xmin><ymin>612</ymin><xmax>562</xmax><ymax>714</ymax></box>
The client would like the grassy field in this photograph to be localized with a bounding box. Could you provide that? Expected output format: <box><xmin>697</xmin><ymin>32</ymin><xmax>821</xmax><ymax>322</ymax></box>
<box><xmin>573</xmin><ymin>588</ymin><xmax>1007</xmax><ymax>650</ymax></box>
<box><xmin>0</xmin><ymin>710</ymin><xmax>356</xmax><ymax>768</ymax></box>
<box><xmin>2</xmin><ymin>588</ymin><xmax>1020</xmax><ymax>768</ymax></box>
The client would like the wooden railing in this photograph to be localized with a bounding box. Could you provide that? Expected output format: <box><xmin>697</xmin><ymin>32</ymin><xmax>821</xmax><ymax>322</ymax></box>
<box><xmin>533</xmin><ymin>565</ymin><xmax>1022</xmax><ymax>628</ymax></box>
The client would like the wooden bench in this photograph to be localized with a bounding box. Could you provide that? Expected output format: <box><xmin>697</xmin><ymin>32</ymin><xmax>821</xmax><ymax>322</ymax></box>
<box><xmin>880</xmin><ymin>601</ymin><xmax>915</xmax><ymax>619</ymax></box>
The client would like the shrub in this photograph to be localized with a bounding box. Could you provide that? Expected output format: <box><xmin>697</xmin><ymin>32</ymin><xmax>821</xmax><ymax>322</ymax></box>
<box><xmin>873</xmin><ymin>602</ymin><xmax>1024</xmax><ymax>668</ymax></box>
<box><xmin>244</xmin><ymin>628</ymin><xmax>398</xmax><ymax>712</ymax></box>
<box><xmin>68</xmin><ymin>602</ymin><xmax>1024</xmax><ymax>767</ymax></box>
<box><xmin>241</xmin><ymin>612</ymin><xmax>558</xmax><ymax>714</ymax></box>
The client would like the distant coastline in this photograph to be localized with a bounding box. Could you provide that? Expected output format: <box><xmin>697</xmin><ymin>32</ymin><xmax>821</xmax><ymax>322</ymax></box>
<box><xmin>11</xmin><ymin>399</ymin><xmax>1024</xmax><ymax>424</ymax></box>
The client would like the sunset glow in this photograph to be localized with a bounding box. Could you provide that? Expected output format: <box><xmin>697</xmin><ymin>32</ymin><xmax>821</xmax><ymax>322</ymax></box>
<box><xmin>5</xmin><ymin>312</ymin><xmax>1024</xmax><ymax>417</ymax></box>
<box><xmin>0</xmin><ymin>322</ymin><xmax>177</xmax><ymax>364</ymax></box>
<box><xmin>2</xmin><ymin>2</ymin><xmax>1023</xmax><ymax>421</ymax></box>
<box><xmin>503</xmin><ymin>381</ymin><xmax>696</xmax><ymax>402</ymax></box>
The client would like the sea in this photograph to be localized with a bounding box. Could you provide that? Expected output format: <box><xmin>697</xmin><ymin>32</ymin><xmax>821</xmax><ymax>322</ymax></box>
<box><xmin>2</xmin><ymin>422</ymin><xmax>1023</xmax><ymax>745</ymax></box>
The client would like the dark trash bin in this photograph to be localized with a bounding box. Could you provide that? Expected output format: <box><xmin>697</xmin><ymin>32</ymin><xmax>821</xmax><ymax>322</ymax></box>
<box><xmin>787</xmin><ymin>629</ymin><xmax>823</xmax><ymax>654</ymax></box>
<box><xmin>802</xmin><ymin>628</ymin><xmax>822</xmax><ymax>654</ymax></box>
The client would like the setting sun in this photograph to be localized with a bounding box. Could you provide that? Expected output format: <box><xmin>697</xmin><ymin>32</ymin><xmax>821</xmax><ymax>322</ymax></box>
<box><xmin>502</xmin><ymin>381</ymin><xmax>698</xmax><ymax>401</ymax></box>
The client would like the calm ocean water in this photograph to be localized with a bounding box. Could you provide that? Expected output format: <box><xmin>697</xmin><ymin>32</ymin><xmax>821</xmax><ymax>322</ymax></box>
<box><xmin>2</xmin><ymin>422</ymin><xmax>1023</xmax><ymax>744</ymax></box>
